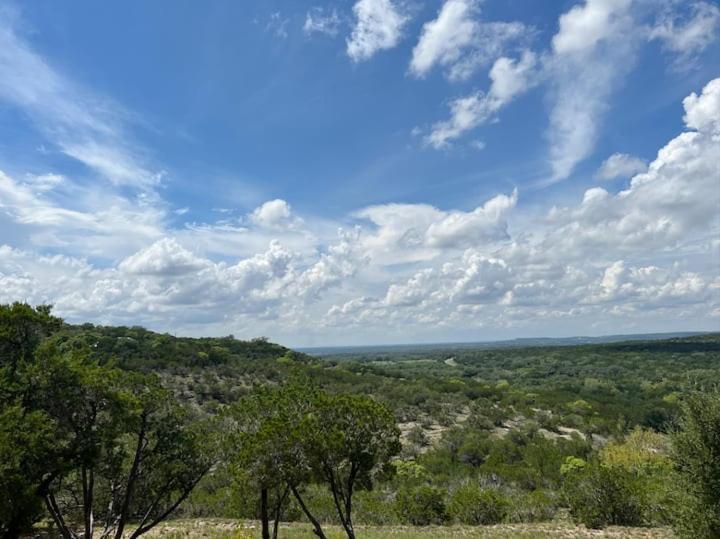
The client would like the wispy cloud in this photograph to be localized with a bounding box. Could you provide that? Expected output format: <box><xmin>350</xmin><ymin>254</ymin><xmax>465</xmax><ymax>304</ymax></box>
<box><xmin>0</xmin><ymin>11</ymin><xmax>163</xmax><ymax>189</ymax></box>
<box><xmin>304</xmin><ymin>7</ymin><xmax>342</xmax><ymax>37</ymax></box>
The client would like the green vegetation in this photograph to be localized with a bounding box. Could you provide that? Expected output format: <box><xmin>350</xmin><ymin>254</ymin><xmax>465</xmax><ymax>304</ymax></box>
<box><xmin>1</xmin><ymin>303</ymin><xmax>719</xmax><ymax>537</ymax></box>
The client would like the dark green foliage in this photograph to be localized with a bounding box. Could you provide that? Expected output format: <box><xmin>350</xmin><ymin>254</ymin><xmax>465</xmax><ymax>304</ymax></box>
<box><xmin>447</xmin><ymin>484</ymin><xmax>510</xmax><ymax>525</ymax></box>
<box><xmin>562</xmin><ymin>462</ymin><xmax>644</xmax><ymax>529</ymax></box>
<box><xmin>0</xmin><ymin>304</ymin><xmax>215</xmax><ymax>538</ymax></box>
<box><xmin>671</xmin><ymin>391</ymin><xmax>720</xmax><ymax>538</ymax></box>
<box><xmin>0</xmin><ymin>405</ymin><xmax>54</xmax><ymax>537</ymax></box>
<box><xmin>395</xmin><ymin>485</ymin><xmax>448</xmax><ymax>525</ymax></box>
<box><xmin>3</xmin><ymin>302</ymin><xmax>720</xmax><ymax>533</ymax></box>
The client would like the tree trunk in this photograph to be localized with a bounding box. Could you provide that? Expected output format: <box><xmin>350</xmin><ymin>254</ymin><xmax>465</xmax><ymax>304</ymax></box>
<box><xmin>115</xmin><ymin>413</ymin><xmax>148</xmax><ymax>539</ymax></box>
<box><xmin>260</xmin><ymin>488</ymin><xmax>270</xmax><ymax>539</ymax></box>
<box><xmin>271</xmin><ymin>485</ymin><xmax>289</xmax><ymax>539</ymax></box>
<box><xmin>82</xmin><ymin>467</ymin><xmax>95</xmax><ymax>539</ymax></box>
<box><xmin>290</xmin><ymin>485</ymin><xmax>327</xmax><ymax>539</ymax></box>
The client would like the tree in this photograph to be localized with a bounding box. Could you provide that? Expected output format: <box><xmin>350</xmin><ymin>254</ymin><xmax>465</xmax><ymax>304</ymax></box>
<box><xmin>0</xmin><ymin>304</ymin><xmax>214</xmax><ymax>538</ymax></box>
<box><xmin>0</xmin><ymin>303</ymin><xmax>66</xmax><ymax>538</ymax></box>
<box><xmin>227</xmin><ymin>382</ymin><xmax>326</xmax><ymax>539</ymax></box>
<box><xmin>0</xmin><ymin>405</ymin><xmax>55</xmax><ymax>538</ymax></box>
<box><xmin>312</xmin><ymin>393</ymin><xmax>401</xmax><ymax>539</ymax></box>
<box><xmin>671</xmin><ymin>391</ymin><xmax>720</xmax><ymax>538</ymax></box>
<box><xmin>0</xmin><ymin>303</ymin><xmax>61</xmax><ymax>375</ymax></box>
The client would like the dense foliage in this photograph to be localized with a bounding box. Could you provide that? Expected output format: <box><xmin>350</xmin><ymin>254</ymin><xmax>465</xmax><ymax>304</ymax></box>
<box><xmin>1</xmin><ymin>303</ymin><xmax>719</xmax><ymax>537</ymax></box>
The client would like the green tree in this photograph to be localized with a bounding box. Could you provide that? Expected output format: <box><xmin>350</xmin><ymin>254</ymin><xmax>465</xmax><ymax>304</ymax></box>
<box><xmin>227</xmin><ymin>382</ymin><xmax>326</xmax><ymax>539</ymax></box>
<box><xmin>671</xmin><ymin>391</ymin><xmax>720</xmax><ymax>538</ymax></box>
<box><xmin>0</xmin><ymin>304</ymin><xmax>214</xmax><ymax>538</ymax></box>
<box><xmin>0</xmin><ymin>405</ymin><xmax>55</xmax><ymax>538</ymax></box>
<box><xmin>311</xmin><ymin>392</ymin><xmax>401</xmax><ymax>539</ymax></box>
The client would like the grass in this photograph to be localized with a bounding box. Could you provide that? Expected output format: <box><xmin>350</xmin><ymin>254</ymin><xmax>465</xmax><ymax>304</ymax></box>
<box><xmin>141</xmin><ymin>519</ymin><xmax>675</xmax><ymax>538</ymax></box>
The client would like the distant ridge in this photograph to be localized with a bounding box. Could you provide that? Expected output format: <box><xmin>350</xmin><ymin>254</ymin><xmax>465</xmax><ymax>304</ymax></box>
<box><xmin>299</xmin><ymin>331</ymin><xmax>713</xmax><ymax>356</ymax></box>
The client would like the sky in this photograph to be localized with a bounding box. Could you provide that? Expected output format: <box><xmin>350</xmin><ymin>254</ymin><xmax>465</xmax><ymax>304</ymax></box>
<box><xmin>0</xmin><ymin>0</ymin><xmax>719</xmax><ymax>347</ymax></box>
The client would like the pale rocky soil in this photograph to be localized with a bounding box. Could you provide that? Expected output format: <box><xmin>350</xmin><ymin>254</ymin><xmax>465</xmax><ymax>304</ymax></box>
<box><xmin>141</xmin><ymin>519</ymin><xmax>674</xmax><ymax>538</ymax></box>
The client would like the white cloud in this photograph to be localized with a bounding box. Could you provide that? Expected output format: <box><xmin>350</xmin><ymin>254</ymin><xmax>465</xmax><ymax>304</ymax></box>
<box><xmin>595</xmin><ymin>153</ymin><xmax>647</xmax><ymax>180</ymax></box>
<box><xmin>304</xmin><ymin>7</ymin><xmax>342</xmax><ymax>36</ymax></box>
<box><xmin>0</xmin><ymin>13</ymin><xmax>163</xmax><ymax>189</ymax></box>
<box><xmin>119</xmin><ymin>238</ymin><xmax>209</xmax><ymax>276</ymax></box>
<box><xmin>683</xmin><ymin>77</ymin><xmax>720</xmax><ymax>134</ymax></box>
<box><xmin>546</xmin><ymin>0</ymin><xmax>638</xmax><ymax>182</ymax></box>
<box><xmin>552</xmin><ymin>0</ymin><xmax>632</xmax><ymax>55</ymax></box>
<box><xmin>346</xmin><ymin>0</ymin><xmax>408</xmax><ymax>62</ymax></box>
<box><xmin>425</xmin><ymin>51</ymin><xmax>538</xmax><ymax>148</ymax></box>
<box><xmin>249</xmin><ymin>199</ymin><xmax>302</xmax><ymax>229</ymax></box>
<box><xmin>355</xmin><ymin>190</ymin><xmax>517</xmax><ymax>263</ymax></box>
<box><xmin>425</xmin><ymin>190</ymin><xmax>517</xmax><ymax>248</ymax></box>
<box><xmin>325</xmin><ymin>79</ymin><xmax>720</xmax><ymax>339</ymax></box>
<box><xmin>409</xmin><ymin>0</ymin><xmax>527</xmax><ymax>81</ymax></box>
<box><xmin>650</xmin><ymin>1</ymin><xmax>720</xmax><ymax>66</ymax></box>
<box><xmin>266</xmin><ymin>12</ymin><xmax>290</xmax><ymax>39</ymax></box>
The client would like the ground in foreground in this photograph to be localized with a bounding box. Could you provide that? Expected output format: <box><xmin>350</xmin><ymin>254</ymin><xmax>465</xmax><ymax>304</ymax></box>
<box><xmin>142</xmin><ymin>519</ymin><xmax>673</xmax><ymax>538</ymax></box>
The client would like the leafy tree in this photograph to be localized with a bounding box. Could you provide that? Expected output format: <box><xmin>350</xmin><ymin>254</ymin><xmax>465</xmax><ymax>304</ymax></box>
<box><xmin>671</xmin><ymin>391</ymin><xmax>720</xmax><ymax>538</ymax></box>
<box><xmin>0</xmin><ymin>303</ymin><xmax>61</xmax><ymax>375</ymax></box>
<box><xmin>0</xmin><ymin>304</ymin><xmax>213</xmax><ymax>538</ymax></box>
<box><xmin>0</xmin><ymin>405</ymin><xmax>55</xmax><ymax>538</ymax></box>
<box><xmin>227</xmin><ymin>382</ymin><xmax>326</xmax><ymax>539</ymax></box>
<box><xmin>311</xmin><ymin>393</ymin><xmax>401</xmax><ymax>539</ymax></box>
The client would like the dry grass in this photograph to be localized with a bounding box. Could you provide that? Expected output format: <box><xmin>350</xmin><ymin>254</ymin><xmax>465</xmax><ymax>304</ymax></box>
<box><xmin>140</xmin><ymin>519</ymin><xmax>674</xmax><ymax>538</ymax></box>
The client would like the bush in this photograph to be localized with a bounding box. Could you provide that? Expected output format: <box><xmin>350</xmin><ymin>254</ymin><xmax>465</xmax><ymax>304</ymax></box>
<box><xmin>563</xmin><ymin>463</ymin><xmax>644</xmax><ymax>529</ymax></box>
<box><xmin>670</xmin><ymin>391</ymin><xmax>720</xmax><ymax>538</ymax></box>
<box><xmin>507</xmin><ymin>490</ymin><xmax>557</xmax><ymax>523</ymax></box>
<box><xmin>395</xmin><ymin>485</ymin><xmax>448</xmax><ymax>525</ymax></box>
<box><xmin>448</xmin><ymin>483</ymin><xmax>510</xmax><ymax>525</ymax></box>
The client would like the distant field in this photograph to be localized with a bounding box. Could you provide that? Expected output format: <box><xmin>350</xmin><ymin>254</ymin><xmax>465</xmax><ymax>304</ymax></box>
<box><xmin>143</xmin><ymin>519</ymin><xmax>674</xmax><ymax>538</ymax></box>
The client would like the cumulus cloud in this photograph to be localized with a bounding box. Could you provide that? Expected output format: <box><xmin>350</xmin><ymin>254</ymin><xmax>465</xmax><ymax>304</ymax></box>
<box><xmin>355</xmin><ymin>190</ymin><xmax>517</xmax><ymax>263</ymax></box>
<box><xmin>325</xmin><ymin>78</ymin><xmax>720</xmax><ymax>337</ymax></box>
<box><xmin>683</xmin><ymin>77</ymin><xmax>720</xmax><ymax>134</ymax></box>
<box><xmin>346</xmin><ymin>0</ymin><xmax>408</xmax><ymax>62</ymax></box>
<box><xmin>595</xmin><ymin>153</ymin><xmax>647</xmax><ymax>180</ymax></box>
<box><xmin>410</xmin><ymin>0</ymin><xmax>528</xmax><ymax>81</ymax></box>
<box><xmin>541</xmin><ymin>76</ymin><xmax>720</xmax><ymax>256</ymax></box>
<box><xmin>249</xmin><ymin>199</ymin><xmax>304</xmax><ymax>230</ymax></box>
<box><xmin>119</xmin><ymin>238</ymin><xmax>209</xmax><ymax>276</ymax></box>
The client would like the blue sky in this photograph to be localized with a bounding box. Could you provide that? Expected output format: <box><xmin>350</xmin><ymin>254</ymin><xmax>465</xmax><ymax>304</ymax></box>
<box><xmin>0</xmin><ymin>0</ymin><xmax>718</xmax><ymax>346</ymax></box>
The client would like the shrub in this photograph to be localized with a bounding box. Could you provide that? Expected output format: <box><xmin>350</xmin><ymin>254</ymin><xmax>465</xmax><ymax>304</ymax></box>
<box><xmin>562</xmin><ymin>463</ymin><xmax>644</xmax><ymax>529</ymax></box>
<box><xmin>395</xmin><ymin>485</ymin><xmax>448</xmax><ymax>525</ymax></box>
<box><xmin>670</xmin><ymin>391</ymin><xmax>720</xmax><ymax>538</ymax></box>
<box><xmin>507</xmin><ymin>490</ymin><xmax>557</xmax><ymax>523</ymax></box>
<box><xmin>448</xmin><ymin>484</ymin><xmax>509</xmax><ymax>525</ymax></box>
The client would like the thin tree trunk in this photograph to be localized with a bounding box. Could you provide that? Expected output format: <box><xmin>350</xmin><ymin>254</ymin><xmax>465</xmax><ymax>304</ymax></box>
<box><xmin>44</xmin><ymin>492</ymin><xmax>76</xmax><ymax>539</ymax></box>
<box><xmin>115</xmin><ymin>413</ymin><xmax>148</xmax><ymax>539</ymax></box>
<box><xmin>128</xmin><ymin>473</ymin><xmax>206</xmax><ymax>538</ymax></box>
<box><xmin>326</xmin><ymin>468</ymin><xmax>354</xmax><ymax>539</ymax></box>
<box><xmin>272</xmin><ymin>485</ymin><xmax>289</xmax><ymax>539</ymax></box>
<box><xmin>260</xmin><ymin>488</ymin><xmax>270</xmax><ymax>539</ymax></box>
<box><xmin>290</xmin><ymin>485</ymin><xmax>327</xmax><ymax>539</ymax></box>
<box><xmin>82</xmin><ymin>467</ymin><xmax>95</xmax><ymax>539</ymax></box>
